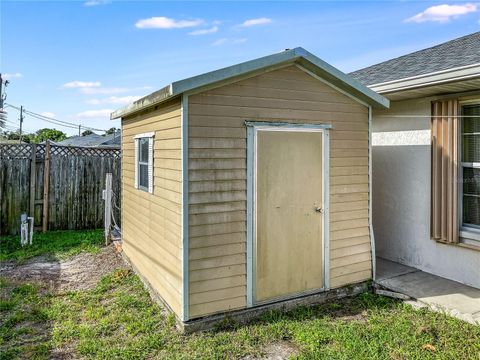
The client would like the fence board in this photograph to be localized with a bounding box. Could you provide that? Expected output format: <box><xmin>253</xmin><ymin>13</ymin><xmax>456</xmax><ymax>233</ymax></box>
<box><xmin>0</xmin><ymin>143</ymin><xmax>121</xmax><ymax>235</ymax></box>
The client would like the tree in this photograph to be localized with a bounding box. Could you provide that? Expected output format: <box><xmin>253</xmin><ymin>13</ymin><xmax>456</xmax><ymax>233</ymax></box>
<box><xmin>34</xmin><ymin>128</ymin><xmax>67</xmax><ymax>143</ymax></box>
<box><xmin>104</xmin><ymin>127</ymin><xmax>117</xmax><ymax>135</ymax></box>
<box><xmin>0</xmin><ymin>130</ymin><xmax>34</xmax><ymax>143</ymax></box>
<box><xmin>81</xmin><ymin>130</ymin><xmax>94</xmax><ymax>136</ymax></box>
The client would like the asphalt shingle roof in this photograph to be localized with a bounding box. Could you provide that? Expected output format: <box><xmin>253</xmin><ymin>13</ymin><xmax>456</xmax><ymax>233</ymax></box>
<box><xmin>57</xmin><ymin>131</ymin><xmax>120</xmax><ymax>147</ymax></box>
<box><xmin>349</xmin><ymin>32</ymin><xmax>480</xmax><ymax>86</ymax></box>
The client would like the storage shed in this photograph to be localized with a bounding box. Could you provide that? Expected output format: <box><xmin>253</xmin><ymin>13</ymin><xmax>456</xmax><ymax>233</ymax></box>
<box><xmin>111</xmin><ymin>48</ymin><xmax>389</xmax><ymax>327</ymax></box>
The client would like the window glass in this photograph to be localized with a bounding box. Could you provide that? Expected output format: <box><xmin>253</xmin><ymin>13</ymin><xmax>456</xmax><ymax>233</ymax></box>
<box><xmin>463</xmin><ymin>135</ymin><xmax>480</xmax><ymax>163</ymax></box>
<box><xmin>137</xmin><ymin>137</ymin><xmax>151</xmax><ymax>191</ymax></box>
<box><xmin>139</xmin><ymin>137</ymin><xmax>149</xmax><ymax>163</ymax></box>
<box><xmin>462</xmin><ymin>105</ymin><xmax>480</xmax><ymax>133</ymax></box>
<box><xmin>139</xmin><ymin>163</ymin><xmax>149</xmax><ymax>189</ymax></box>
<box><xmin>463</xmin><ymin>196</ymin><xmax>480</xmax><ymax>226</ymax></box>
<box><xmin>462</xmin><ymin>105</ymin><xmax>480</xmax><ymax>226</ymax></box>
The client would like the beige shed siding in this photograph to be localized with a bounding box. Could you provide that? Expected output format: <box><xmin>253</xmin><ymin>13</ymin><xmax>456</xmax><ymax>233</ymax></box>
<box><xmin>188</xmin><ymin>65</ymin><xmax>372</xmax><ymax>318</ymax></box>
<box><xmin>121</xmin><ymin>99</ymin><xmax>183</xmax><ymax>317</ymax></box>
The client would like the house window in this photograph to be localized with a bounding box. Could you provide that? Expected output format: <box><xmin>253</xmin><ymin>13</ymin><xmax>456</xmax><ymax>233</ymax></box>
<box><xmin>134</xmin><ymin>132</ymin><xmax>154</xmax><ymax>193</ymax></box>
<box><xmin>461</xmin><ymin>104</ymin><xmax>480</xmax><ymax>233</ymax></box>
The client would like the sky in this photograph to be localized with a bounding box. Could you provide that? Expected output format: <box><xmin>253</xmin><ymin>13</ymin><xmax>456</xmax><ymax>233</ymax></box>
<box><xmin>1</xmin><ymin>0</ymin><xmax>479</xmax><ymax>136</ymax></box>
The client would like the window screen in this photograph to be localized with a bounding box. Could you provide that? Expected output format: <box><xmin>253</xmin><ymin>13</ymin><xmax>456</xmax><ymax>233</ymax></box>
<box><xmin>462</xmin><ymin>105</ymin><xmax>480</xmax><ymax>227</ymax></box>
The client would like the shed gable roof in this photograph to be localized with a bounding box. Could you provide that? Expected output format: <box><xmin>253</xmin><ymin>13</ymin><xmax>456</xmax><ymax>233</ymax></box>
<box><xmin>111</xmin><ymin>47</ymin><xmax>389</xmax><ymax>119</ymax></box>
<box><xmin>350</xmin><ymin>31</ymin><xmax>480</xmax><ymax>86</ymax></box>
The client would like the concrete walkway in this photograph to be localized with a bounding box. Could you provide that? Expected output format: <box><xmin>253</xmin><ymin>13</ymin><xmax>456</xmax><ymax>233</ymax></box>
<box><xmin>376</xmin><ymin>258</ymin><xmax>480</xmax><ymax>325</ymax></box>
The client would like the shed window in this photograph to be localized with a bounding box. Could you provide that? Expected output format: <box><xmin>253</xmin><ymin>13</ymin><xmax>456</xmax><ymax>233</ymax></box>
<box><xmin>461</xmin><ymin>105</ymin><xmax>480</xmax><ymax>229</ymax></box>
<box><xmin>134</xmin><ymin>133</ymin><xmax>154</xmax><ymax>193</ymax></box>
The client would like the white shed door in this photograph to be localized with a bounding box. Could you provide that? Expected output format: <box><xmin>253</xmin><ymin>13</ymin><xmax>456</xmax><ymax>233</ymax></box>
<box><xmin>255</xmin><ymin>129</ymin><xmax>324</xmax><ymax>303</ymax></box>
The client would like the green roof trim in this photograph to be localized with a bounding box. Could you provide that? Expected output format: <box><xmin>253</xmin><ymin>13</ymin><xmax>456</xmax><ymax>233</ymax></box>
<box><xmin>111</xmin><ymin>47</ymin><xmax>389</xmax><ymax>119</ymax></box>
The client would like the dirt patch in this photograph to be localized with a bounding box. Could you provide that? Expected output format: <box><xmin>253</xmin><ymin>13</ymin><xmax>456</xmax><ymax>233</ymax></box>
<box><xmin>0</xmin><ymin>246</ymin><xmax>126</xmax><ymax>292</ymax></box>
<box><xmin>243</xmin><ymin>341</ymin><xmax>299</xmax><ymax>360</ymax></box>
<box><xmin>335</xmin><ymin>310</ymin><xmax>368</xmax><ymax>323</ymax></box>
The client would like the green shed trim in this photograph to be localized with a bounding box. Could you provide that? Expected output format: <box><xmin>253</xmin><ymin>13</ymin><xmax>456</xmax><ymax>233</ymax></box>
<box><xmin>110</xmin><ymin>47</ymin><xmax>389</xmax><ymax>120</ymax></box>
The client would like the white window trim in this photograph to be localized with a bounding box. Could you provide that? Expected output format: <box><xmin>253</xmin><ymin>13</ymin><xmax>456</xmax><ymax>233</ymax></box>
<box><xmin>460</xmin><ymin>229</ymin><xmax>480</xmax><ymax>246</ymax></box>
<box><xmin>134</xmin><ymin>132</ymin><xmax>155</xmax><ymax>139</ymax></box>
<box><xmin>458</xmin><ymin>101</ymin><xmax>480</xmax><ymax>245</ymax></box>
<box><xmin>134</xmin><ymin>132</ymin><xmax>155</xmax><ymax>194</ymax></box>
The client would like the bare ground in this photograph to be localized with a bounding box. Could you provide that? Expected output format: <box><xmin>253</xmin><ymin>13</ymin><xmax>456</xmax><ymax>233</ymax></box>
<box><xmin>243</xmin><ymin>341</ymin><xmax>299</xmax><ymax>360</ymax></box>
<box><xmin>0</xmin><ymin>245</ymin><xmax>125</xmax><ymax>292</ymax></box>
<box><xmin>1</xmin><ymin>246</ymin><xmax>300</xmax><ymax>359</ymax></box>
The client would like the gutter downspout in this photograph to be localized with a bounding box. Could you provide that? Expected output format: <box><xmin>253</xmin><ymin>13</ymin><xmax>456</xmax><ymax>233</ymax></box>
<box><xmin>368</xmin><ymin>105</ymin><xmax>376</xmax><ymax>281</ymax></box>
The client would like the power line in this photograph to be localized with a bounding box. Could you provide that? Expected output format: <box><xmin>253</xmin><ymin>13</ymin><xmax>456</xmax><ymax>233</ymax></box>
<box><xmin>1</xmin><ymin>124</ymin><xmax>36</xmax><ymax>134</ymax></box>
<box><xmin>1</xmin><ymin>125</ymin><xmax>21</xmax><ymax>133</ymax></box>
<box><xmin>5</xmin><ymin>103</ymin><xmax>109</xmax><ymax>133</ymax></box>
<box><xmin>6</xmin><ymin>103</ymin><xmax>80</xmax><ymax>130</ymax></box>
<box><xmin>2</xmin><ymin>124</ymin><xmax>17</xmax><ymax>130</ymax></box>
<box><xmin>2</xmin><ymin>118</ymin><xmax>36</xmax><ymax>133</ymax></box>
<box><xmin>29</xmin><ymin>111</ymin><xmax>108</xmax><ymax>133</ymax></box>
<box><xmin>7</xmin><ymin>103</ymin><xmax>91</xmax><ymax>131</ymax></box>
<box><xmin>24</xmin><ymin>111</ymin><xmax>79</xmax><ymax>130</ymax></box>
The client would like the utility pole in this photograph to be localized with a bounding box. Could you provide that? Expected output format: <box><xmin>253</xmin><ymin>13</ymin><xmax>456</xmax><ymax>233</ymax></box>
<box><xmin>19</xmin><ymin>106</ymin><xmax>24</xmax><ymax>143</ymax></box>
<box><xmin>78</xmin><ymin>124</ymin><xmax>81</xmax><ymax>136</ymax></box>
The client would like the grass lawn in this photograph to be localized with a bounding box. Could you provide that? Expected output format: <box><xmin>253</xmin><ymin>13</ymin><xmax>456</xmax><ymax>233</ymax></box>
<box><xmin>0</xmin><ymin>229</ymin><xmax>104</xmax><ymax>262</ymax></box>
<box><xmin>1</xmin><ymin>230</ymin><xmax>479</xmax><ymax>359</ymax></box>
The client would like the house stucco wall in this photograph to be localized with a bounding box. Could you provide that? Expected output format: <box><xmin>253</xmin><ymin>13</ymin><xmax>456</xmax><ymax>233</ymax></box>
<box><xmin>372</xmin><ymin>97</ymin><xmax>480</xmax><ymax>289</ymax></box>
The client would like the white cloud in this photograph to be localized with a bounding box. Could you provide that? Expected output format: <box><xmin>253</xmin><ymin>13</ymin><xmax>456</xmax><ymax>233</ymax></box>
<box><xmin>188</xmin><ymin>26</ymin><xmax>218</xmax><ymax>36</ymax></box>
<box><xmin>63</xmin><ymin>81</ymin><xmax>101</xmax><ymax>89</ymax></box>
<box><xmin>84</xmin><ymin>0</ymin><xmax>109</xmax><ymax>6</ymax></box>
<box><xmin>40</xmin><ymin>112</ymin><xmax>56</xmax><ymax>118</ymax></box>
<box><xmin>239</xmin><ymin>17</ymin><xmax>272</xmax><ymax>27</ymax></box>
<box><xmin>405</xmin><ymin>3</ymin><xmax>478</xmax><ymax>23</ymax></box>
<box><xmin>63</xmin><ymin>81</ymin><xmax>151</xmax><ymax>96</ymax></box>
<box><xmin>80</xmin><ymin>87</ymin><xmax>129</xmax><ymax>95</ymax></box>
<box><xmin>79</xmin><ymin>86</ymin><xmax>151</xmax><ymax>95</ymax></box>
<box><xmin>233</xmin><ymin>38</ymin><xmax>247</xmax><ymax>44</ymax></box>
<box><xmin>85</xmin><ymin>95</ymin><xmax>142</xmax><ymax>105</ymax></box>
<box><xmin>76</xmin><ymin>109</ymin><xmax>114</xmax><ymax>118</ymax></box>
<box><xmin>212</xmin><ymin>38</ymin><xmax>247</xmax><ymax>46</ymax></box>
<box><xmin>3</xmin><ymin>73</ymin><xmax>23</xmax><ymax>80</ymax></box>
<box><xmin>212</xmin><ymin>38</ymin><xmax>228</xmax><ymax>46</ymax></box>
<box><xmin>135</xmin><ymin>16</ymin><xmax>203</xmax><ymax>29</ymax></box>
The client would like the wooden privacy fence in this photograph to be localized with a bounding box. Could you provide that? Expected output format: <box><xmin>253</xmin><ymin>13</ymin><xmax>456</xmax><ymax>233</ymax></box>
<box><xmin>0</xmin><ymin>142</ymin><xmax>121</xmax><ymax>235</ymax></box>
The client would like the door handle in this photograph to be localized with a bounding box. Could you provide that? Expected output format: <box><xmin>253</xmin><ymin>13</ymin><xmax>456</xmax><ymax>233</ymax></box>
<box><xmin>315</xmin><ymin>206</ymin><xmax>324</xmax><ymax>214</ymax></box>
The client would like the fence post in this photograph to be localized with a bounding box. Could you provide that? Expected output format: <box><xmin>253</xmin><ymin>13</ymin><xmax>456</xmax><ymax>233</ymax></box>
<box><xmin>104</xmin><ymin>173</ymin><xmax>113</xmax><ymax>245</ymax></box>
<box><xmin>29</xmin><ymin>144</ymin><xmax>36</xmax><ymax>219</ymax></box>
<box><xmin>42</xmin><ymin>140</ymin><xmax>51</xmax><ymax>232</ymax></box>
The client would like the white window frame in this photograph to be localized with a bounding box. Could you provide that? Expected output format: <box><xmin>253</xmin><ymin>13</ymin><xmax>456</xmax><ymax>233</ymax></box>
<box><xmin>134</xmin><ymin>132</ymin><xmax>154</xmax><ymax>194</ymax></box>
<box><xmin>458</xmin><ymin>100</ymin><xmax>480</xmax><ymax>245</ymax></box>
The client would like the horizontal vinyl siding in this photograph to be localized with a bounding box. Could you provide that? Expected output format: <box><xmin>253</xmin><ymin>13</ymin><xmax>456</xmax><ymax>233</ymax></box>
<box><xmin>188</xmin><ymin>65</ymin><xmax>372</xmax><ymax>319</ymax></box>
<box><xmin>121</xmin><ymin>99</ymin><xmax>183</xmax><ymax>317</ymax></box>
